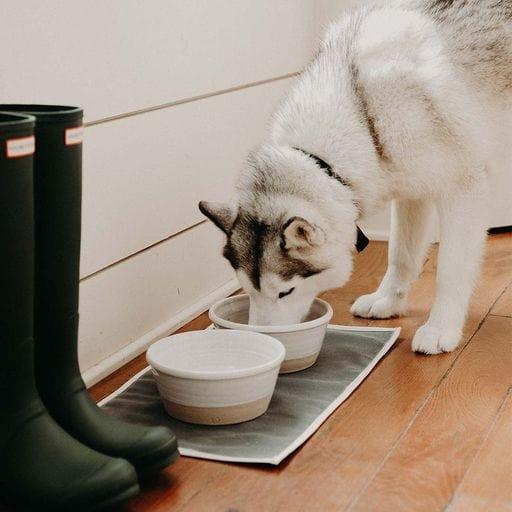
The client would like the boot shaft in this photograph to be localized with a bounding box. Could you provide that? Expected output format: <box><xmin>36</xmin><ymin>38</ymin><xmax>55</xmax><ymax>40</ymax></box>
<box><xmin>33</xmin><ymin>107</ymin><xmax>84</xmax><ymax>393</ymax></box>
<box><xmin>0</xmin><ymin>112</ymin><xmax>39</xmax><ymax>419</ymax></box>
<box><xmin>31</xmin><ymin>107</ymin><xmax>83</xmax><ymax>317</ymax></box>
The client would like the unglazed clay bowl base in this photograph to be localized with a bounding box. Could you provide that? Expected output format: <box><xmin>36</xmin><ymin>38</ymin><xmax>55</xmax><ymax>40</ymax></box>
<box><xmin>279</xmin><ymin>353</ymin><xmax>320</xmax><ymax>374</ymax></box>
<box><xmin>147</xmin><ymin>330</ymin><xmax>285</xmax><ymax>425</ymax></box>
<box><xmin>162</xmin><ymin>395</ymin><xmax>272</xmax><ymax>425</ymax></box>
<box><xmin>209</xmin><ymin>295</ymin><xmax>333</xmax><ymax>374</ymax></box>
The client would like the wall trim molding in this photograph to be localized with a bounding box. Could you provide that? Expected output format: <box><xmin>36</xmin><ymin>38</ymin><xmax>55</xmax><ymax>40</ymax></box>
<box><xmin>365</xmin><ymin>227</ymin><xmax>440</xmax><ymax>244</ymax></box>
<box><xmin>85</xmin><ymin>72</ymin><xmax>298</xmax><ymax>127</ymax></box>
<box><xmin>365</xmin><ymin>229</ymin><xmax>390</xmax><ymax>242</ymax></box>
<box><xmin>83</xmin><ymin>278</ymin><xmax>239</xmax><ymax>387</ymax></box>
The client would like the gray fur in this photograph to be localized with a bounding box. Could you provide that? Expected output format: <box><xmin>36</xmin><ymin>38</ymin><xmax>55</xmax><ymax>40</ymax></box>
<box><xmin>423</xmin><ymin>0</ymin><xmax>512</xmax><ymax>91</ymax></box>
<box><xmin>350</xmin><ymin>64</ymin><xmax>388</xmax><ymax>160</ymax></box>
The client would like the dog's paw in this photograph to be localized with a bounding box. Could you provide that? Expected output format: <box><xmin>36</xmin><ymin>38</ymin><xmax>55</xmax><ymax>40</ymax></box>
<box><xmin>411</xmin><ymin>324</ymin><xmax>462</xmax><ymax>355</ymax></box>
<box><xmin>350</xmin><ymin>292</ymin><xmax>405</xmax><ymax>319</ymax></box>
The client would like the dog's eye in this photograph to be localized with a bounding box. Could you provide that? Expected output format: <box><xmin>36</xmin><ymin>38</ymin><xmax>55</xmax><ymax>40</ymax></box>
<box><xmin>278</xmin><ymin>287</ymin><xmax>295</xmax><ymax>299</ymax></box>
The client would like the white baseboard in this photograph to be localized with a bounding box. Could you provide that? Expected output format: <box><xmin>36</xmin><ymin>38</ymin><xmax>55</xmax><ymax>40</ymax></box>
<box><xmin>83</xmin><ymin>278</ymin><xmax>240</xmax><ymax>387</ymax></box>
<box><xmin>365</xmin><ymin>229</ymin><xmax>390</xmax><ymax>242</ymax></box>
<box><xmin>365</xmin><ymin>228</ymin><xmax>440</xmax><ymax>244</ymax></box>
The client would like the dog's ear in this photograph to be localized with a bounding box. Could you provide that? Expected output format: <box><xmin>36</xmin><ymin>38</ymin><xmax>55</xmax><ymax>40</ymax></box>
<box><xmin>198</xmin><ymin>201</ymin><xmax>237</xmax><ymax>234</ymax></box>
<box><xmin>282</xmin><ymin>216</ymin><xmax>326</xmax><ymax>250</ymax></box>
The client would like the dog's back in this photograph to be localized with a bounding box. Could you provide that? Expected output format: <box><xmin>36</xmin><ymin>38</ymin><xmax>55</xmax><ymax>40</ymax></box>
<box><xmin>422</xmin><ymin>0</ymin><xmax>512</xmax><ymax>92</ymax></box>
<box><xmin>272</xmin><ymin>0</ymin><xmax>512</xmax><ymax>198</ymax></box>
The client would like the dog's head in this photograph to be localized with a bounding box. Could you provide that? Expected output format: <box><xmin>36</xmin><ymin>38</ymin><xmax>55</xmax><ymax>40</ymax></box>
<box><xmin>199</xmin><ymin>145</ymin><xmax>366</xmax><ymax>325</ymax></box>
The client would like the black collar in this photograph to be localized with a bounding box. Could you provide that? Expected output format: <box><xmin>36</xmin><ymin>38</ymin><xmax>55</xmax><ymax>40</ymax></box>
<box><xmin>294</xmin><ymin>147</ymin><xmax>352</xmax><ymax>188</ymax></box>
<box><xmin>293</xmin><ymin>147</ymin><xmax>369</xmax><ymax>253</ymax></box>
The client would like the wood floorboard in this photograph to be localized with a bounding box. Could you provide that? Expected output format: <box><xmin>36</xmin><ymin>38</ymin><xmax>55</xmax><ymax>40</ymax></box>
<box><xmin>449</xmin><ymin>389</ymin><xmax>512</xmax><ymax>510</ymax></box>
<box><xmin>349</xmin><ymin>315</ymin><xmax>512</xmax><ymax>512</ymax></box>
<box><xmin>448</xmin><ymin>494</ymin><xmax>512</xmax><ymax>512</ymax></box>
<box><xmin>490</xmin><ymin>282</ymin><xmax>512</xmax><ymax>318</ymax></box>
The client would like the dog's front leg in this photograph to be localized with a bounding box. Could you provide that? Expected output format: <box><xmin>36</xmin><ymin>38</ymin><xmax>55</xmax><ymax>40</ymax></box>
<box><xmin>412</xmin><ymin>176</ymin><xmax>489</xmax><ymax>354</ymax></box>
<box><xmin>351</xmin><ymin>199</ymin><xmax>434</xmax><ymax>319</ymax></box>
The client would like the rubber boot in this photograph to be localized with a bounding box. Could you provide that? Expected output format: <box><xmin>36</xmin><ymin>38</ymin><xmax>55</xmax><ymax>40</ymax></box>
<box><xmin>0</xmin><ymin>105</ymin><xmax>178</xmax><ymax>478</ymax></box>
<box><xmin>0</xmin><ymin>112</ymin><xmax>139</xmax><ymax>511</ymax></box>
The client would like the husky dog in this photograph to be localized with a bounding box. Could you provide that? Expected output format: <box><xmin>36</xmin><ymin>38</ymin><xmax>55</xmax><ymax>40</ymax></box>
<box><xmin>199</xmin><ymin>0</ymin><xmax>512</xmax><ymax>354</ymax></box>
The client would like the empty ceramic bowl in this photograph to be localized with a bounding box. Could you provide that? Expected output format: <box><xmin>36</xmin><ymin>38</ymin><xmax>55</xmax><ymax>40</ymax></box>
<box><xmin>146</xmin><ymin>329</ymin><xmax>285</xmax><ymax>425</ymax></box>
<box><xmin>209</xmin><ymin>294</ymin><xmax>333</xmax><ymax>373</ymax></box>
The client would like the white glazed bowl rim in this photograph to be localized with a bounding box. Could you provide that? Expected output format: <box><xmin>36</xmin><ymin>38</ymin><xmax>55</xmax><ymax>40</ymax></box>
<box><xmin>209</xmin><ymin>294</ymin><xmax>334</xmax><ymax>333</ymax></box>
<box><xmin>147</xmin><ymin>329</ymin><xmax>286</xmax><ymax>380</ymax></box>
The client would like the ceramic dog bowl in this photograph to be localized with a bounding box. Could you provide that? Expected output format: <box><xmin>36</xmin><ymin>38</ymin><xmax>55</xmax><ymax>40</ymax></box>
<box><xmin>146</xmin><ymin>329</ymin><xmax>285</xmax><ymax>425</ymax></box>
<box><xmin>209</xmin><ymin>294</ymin><xmax>333</xmax><ymax>373</ymax></box>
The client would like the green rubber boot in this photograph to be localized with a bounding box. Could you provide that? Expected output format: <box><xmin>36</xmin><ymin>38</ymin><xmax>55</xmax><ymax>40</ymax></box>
<box><xmin>0</xmin><ymin>105</ymin><xmax>178</xmax><ymax>478</ymax></box>
<box><xmin>0</xmin><ymin>112</ymin><xmax>139</xmax><ymax>511</ymax></box>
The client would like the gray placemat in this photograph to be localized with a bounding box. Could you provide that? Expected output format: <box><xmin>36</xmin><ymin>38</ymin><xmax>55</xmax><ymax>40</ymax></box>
<box><xmin>100</xmin><ymin>325</ymin><xmax>400</xmax><ymax>465</ymax></box>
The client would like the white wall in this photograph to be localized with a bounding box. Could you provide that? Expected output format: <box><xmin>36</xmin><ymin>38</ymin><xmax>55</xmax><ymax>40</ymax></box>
<box><xmin>1</xmin><ymin>1</ymin><xmax>319</xmax><ymax>384</ymax></box>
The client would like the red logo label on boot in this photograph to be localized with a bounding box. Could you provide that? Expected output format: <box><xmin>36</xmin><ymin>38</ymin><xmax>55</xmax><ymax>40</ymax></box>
<box><xmin>65</xmin><ymin>126</ymin><xmax>84</xmax><ymax>146</ymax></box>
<box><xmin>6</xmin><ymin>136</ymin><xmax>35</xmax><ymax>158</ymax></box>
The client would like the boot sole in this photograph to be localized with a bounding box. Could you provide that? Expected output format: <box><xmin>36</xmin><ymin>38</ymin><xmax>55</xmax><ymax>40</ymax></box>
<box><xmin>0</xmin><ymin>481</ymin><xmax>139</xmax><ymax>512</ymax></box>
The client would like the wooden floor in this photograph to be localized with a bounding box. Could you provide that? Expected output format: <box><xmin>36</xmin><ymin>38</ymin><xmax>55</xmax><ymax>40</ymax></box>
<box><xmin>4</xmin><ymin>233</ymin><xmax>511</xmax><ymax>512</ymax></box>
